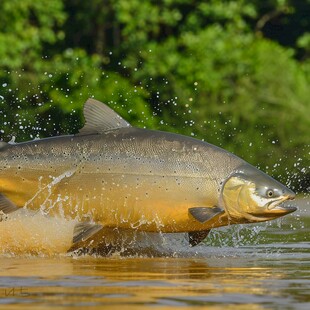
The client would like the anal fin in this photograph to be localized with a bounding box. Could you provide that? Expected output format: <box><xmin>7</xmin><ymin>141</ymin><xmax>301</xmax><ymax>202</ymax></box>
<box><xmin>189</xmin><ymin>206</ymin><xmax>224</xmax><ymax>223</ymax></box>
<box><xmin>73</xmin><ymin>222</ymin><xmax>103</xmax><ymax>244</ymax></box>
<box><xmin>0</xmin><ymin>193</ymin><xmax>19</xmax><ymax>220</ymax></box>
<box><xmin>188</xmin><ymin>230</ymin><xmax>211</xmax><ymax>247</ymax></box>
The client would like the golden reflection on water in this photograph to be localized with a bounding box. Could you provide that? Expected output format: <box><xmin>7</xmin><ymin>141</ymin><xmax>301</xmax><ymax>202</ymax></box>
<box><xmin>0</xmin><ymin>256</ymin><xmax>289</xmax><ymax>310</ymax></box>
<box><xmin>0</xmin><ymin>198</ymin><xmax>309</xmax><ymax>309</ymax></box>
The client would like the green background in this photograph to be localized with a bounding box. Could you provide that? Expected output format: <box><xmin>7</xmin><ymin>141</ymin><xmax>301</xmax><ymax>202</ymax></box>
<box><xmin>0</xmin><ymin>0</ymin><xmax>309</xmax><ymax>192</ymax></box>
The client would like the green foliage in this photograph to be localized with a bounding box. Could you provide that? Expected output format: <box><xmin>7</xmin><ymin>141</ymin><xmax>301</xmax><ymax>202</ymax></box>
<box><xmin>0</xmin><ymin>0</ymin><xmax>309</xmax><ymax>190</ymax></box>
<box><xmin>0</xmin><ymin>0</ymin><xmax>65</xmax><ymax>68</ymax></box>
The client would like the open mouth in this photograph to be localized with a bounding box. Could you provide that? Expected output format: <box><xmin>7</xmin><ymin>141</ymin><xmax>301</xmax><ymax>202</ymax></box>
<box><xmin>272</xmin><ymin>202</ymin><xmax>297</xmax><ymax>214</ymax></box>
<box><xmin>249</xmin><ymin>196</ymin><xmax>297</xmax><ymax>219</ymax></box>
<box><xmin>267</xmin><ymin>194</ymin><xmax>296</xmax><ymax>212</ymax></box>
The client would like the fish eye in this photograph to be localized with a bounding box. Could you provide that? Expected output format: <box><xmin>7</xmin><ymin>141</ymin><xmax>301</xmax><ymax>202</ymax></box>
<box><xmin>266</xmin><ymin>189</ymin><xmax>274</xmax><ymax>198</ymax></box>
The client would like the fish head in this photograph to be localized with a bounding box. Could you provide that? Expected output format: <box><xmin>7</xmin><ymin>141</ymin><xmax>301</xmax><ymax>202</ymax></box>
<box><xmin>221</xmin><ymin>164</ymin><xmax>296</xmax><ymax>223</ymax></box>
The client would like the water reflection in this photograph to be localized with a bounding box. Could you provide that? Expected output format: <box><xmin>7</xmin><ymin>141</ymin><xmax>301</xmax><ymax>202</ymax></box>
<box><xmin>0</xmin><ymin>257</ymin><xmax>269</xmax><ymax>308</ymax></box>
<box><xmin>0</xmin><ymin>253</ymin><xmax>309</xmax><ymax>309</ymax></box>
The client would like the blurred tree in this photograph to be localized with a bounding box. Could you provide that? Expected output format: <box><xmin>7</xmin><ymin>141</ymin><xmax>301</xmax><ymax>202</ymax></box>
<box><xmin>0</xmin><ymin>0</ymin><xmax>154</xmax><ymax>138</ymax></box>
<box><xmin>253</xmin><ymin>0</ymin><xmax>310</xmax><ymax>60</ymax></box>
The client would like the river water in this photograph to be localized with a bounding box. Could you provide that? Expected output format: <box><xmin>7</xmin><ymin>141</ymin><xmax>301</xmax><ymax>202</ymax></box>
<box><xmin>0</xmin><ymin>197</ymin><xmax>309</xmax><ymax>309</ymax></box>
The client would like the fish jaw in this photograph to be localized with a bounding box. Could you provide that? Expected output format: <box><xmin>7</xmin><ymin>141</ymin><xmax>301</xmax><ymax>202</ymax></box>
<box><xmin>271</xmin><ymin>202</ymin><xmax>297</xmax><ymax>215</ymax></box>
<box><xmin>248</xmin><ymin>194</ymin><xmax>297</xmax><ymax>220</ymax></box>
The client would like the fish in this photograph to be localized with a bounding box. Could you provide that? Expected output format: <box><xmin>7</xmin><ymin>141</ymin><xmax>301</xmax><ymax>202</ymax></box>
<box><xmin>0</xmin><ymin>98</ymin><xmax>296</xmax><ymax>247</ymax></box>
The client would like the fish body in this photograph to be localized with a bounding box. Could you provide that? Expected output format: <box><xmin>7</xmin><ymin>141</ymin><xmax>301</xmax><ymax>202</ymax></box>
<box><xmin>0</xmin><ymin>99</ymin><xmax>296</xmax><ymax>246</ymax></box>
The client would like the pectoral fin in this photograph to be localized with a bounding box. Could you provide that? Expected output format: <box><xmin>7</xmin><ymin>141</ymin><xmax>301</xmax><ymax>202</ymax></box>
<box><xmin>189</xmin><ymin>206</ymin><xmax>224</xmax><ymax>223</ymax></box>
<box><xmin>73</xmin><ymin>222</ymin><xmax>103</xmax><ymax>244</ymax></box>
<box><xmin>188</xmin><ymin>230</ymin><xmax>211</xmax><ymax>247</ymax></box>
<box><xmin>0</xmin><ymin>193</ymin><xmax>19</xmax><ymax>216</ymax></box>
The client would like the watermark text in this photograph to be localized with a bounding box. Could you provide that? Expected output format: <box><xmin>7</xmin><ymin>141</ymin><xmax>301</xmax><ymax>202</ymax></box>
<box><xmin>2</xmin><ymin>287</ymin><xmax>29</xmax><ymax>297</ymax></box>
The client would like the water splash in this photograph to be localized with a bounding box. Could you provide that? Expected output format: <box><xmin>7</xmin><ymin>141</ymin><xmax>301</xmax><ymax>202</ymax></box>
<box><xmin>0</xmin><ymin>63</ymin><xmax>308</xmax><ymax>259</ymax></box>
<box><xmin>0</xmin><ymin>201</ymin><xmax>307</xmax><ymax>258</ymax></box>
<box><xmin>0</xmin><ymin>209</ymin><xmax>75</xmax><ymax>256</ymax></box>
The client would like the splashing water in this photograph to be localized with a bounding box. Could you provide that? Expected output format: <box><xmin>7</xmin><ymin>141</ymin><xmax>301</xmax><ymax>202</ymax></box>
<box><xmin>0</xmin><ymin>152</ymin><xmax>308</xmax><ymax>258</ymax></box>
<box><xmin>0</xmin><ymin>197</ymin><xmax>307</xmax><ymax>258</ymax></box>
<box><xmin>0</xmin><ymin>63</ymin><xmax>308</xmax><ymax>259</ymax></box>
<box><xmin>0</xmin><ymin>209</ymin><xmax>76</xmax><ymax>256</ymax></box>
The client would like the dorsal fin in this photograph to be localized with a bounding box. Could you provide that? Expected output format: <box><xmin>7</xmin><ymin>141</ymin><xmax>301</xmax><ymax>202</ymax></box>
<box><xmin>78</xmin><ymin>98</ymin><xmax>131</xmax><ymax>136</ymax></box>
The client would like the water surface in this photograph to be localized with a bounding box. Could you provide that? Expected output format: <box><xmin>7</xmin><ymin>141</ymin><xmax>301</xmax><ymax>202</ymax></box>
<box><xmin>0</xmin><ymin>198</ymin><xmax>309</xmax><ymax>309</ymax></box>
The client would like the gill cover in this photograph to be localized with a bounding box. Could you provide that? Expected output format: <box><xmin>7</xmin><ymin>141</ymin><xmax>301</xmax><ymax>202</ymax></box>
<box><xmin>221</xmin><ymin>165</ymin><xmax>296</xmax><ymax>223</ymax></box>
<box><xmin>221</xmin><ymin>173</ymin><xmax>254</xmax><ymax>223</ymax></box>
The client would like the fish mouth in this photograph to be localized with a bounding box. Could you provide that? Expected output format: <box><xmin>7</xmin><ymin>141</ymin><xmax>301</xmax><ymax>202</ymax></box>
<box><xmin>249</xmin><ymin>195</ymin><xmax>297</xmax><ymax>219</ymax></box>
<box><xmin>269</xmin><ymin>193</ymin><xmax>297</xmax><ymax>215</ymax></box>
<box><xmin>271</xmin><ymin>202</ymin><xmax>297</xmax><ymax>215</ymax></box>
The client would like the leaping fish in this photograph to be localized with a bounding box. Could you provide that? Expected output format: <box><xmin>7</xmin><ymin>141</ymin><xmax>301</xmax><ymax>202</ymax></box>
<box><xmin>0</xmin><ymin>99</ymin><xmax>296</xmax><ymax>247</ymax></box>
